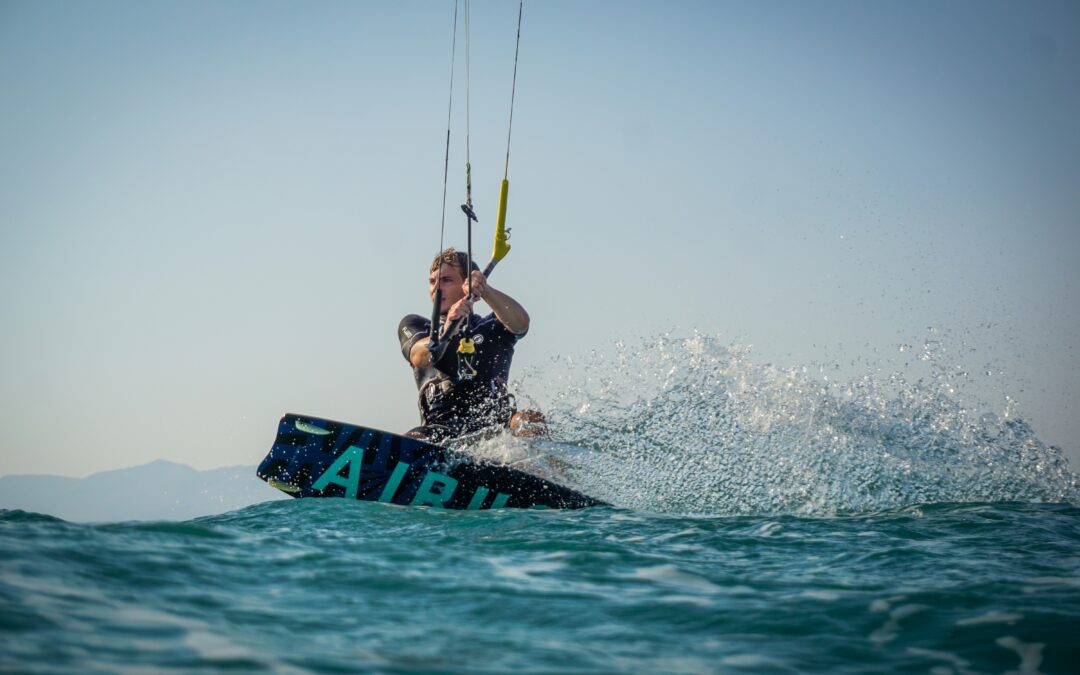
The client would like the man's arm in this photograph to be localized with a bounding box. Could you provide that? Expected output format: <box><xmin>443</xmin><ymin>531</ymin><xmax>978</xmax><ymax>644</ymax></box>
<box><xmin>468</xmin><ymin>271</ymin><xmax>529</xmax><ymax>335</ymax></box>
<box><xmin>399</xmin><ymin>314</ymin><xmax>432</xmax><ymax>369</ymax></box>
<box><xmin>409</xmin><ymin>338</ymin><xmax>433</xmax><ymax>369</ymax></box>
<box><xmin>406</xmin><ymin>294</ymin><xmax>476</xmax><ymax>369</ymax></box>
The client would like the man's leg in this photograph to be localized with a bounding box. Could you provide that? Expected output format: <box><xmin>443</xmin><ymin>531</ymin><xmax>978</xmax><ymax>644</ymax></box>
<box><xmin>508</xmin><ymin>409</ymin><xmax>547</xmax><ymax>437</ymax></box>
<box><xmin>404</xmin><ymin>425</ymin><xmax>453</xmax><ymax>443</ymax></box>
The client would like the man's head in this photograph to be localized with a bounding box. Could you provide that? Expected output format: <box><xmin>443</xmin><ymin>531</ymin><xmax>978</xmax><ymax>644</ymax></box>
<box><xmin>428</xmin><ymin>248</ymin><xmax>479</xmax><ymax>312</ymax></box>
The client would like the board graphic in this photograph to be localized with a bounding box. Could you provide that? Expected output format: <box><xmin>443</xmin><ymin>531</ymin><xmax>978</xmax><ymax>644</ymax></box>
<box><xmin>257</xmin><ymin>414</ymin><xmax>605</xmax><ymax>510</ymax></box>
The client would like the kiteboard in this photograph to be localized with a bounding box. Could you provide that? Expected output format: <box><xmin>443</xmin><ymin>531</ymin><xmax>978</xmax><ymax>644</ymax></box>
<box><xmin>257</xmin><ymin>413</ymin><xmax>605</xmax><ymax>510</ymax></box>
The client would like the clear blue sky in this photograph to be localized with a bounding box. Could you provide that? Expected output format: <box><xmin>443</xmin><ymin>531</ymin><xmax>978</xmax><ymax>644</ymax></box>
<box><xmin>2</xmin><ymin>0</ymin><xmax>1079</xmax><ymax>476</ymax></box>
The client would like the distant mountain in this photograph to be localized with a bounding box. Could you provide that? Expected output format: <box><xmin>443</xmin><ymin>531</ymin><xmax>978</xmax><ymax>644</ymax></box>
<box><xmin>0</xmin><ymin>460</ymin><xmax>286</xmax><ymax>522</ymax></box>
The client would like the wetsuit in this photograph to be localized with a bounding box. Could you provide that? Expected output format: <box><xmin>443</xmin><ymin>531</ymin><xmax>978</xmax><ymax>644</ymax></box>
<box><xmin>398</xmin><ymin>312</ymin><xmax>524</xmax><ymax>443</ymax></box>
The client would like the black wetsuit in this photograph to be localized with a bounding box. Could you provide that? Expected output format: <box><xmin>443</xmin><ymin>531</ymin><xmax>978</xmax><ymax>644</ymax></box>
<box><xmin>398</xmin><ymin>312</ymin><xmax>524</xmax><ymax>442</ymax></box>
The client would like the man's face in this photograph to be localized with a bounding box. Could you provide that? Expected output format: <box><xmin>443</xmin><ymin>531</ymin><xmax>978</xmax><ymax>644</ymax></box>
<box><xmin>429</xmin><ymin>263</ymin><xmax>465</xmax><ymax>313</ymax></box>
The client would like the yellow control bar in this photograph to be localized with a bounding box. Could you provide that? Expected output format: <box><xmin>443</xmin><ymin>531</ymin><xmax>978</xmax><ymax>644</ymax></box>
<box><xmin>492</xmin><ymin>179</ymin><xmax>511</xmax><ymax>264</ymax></box>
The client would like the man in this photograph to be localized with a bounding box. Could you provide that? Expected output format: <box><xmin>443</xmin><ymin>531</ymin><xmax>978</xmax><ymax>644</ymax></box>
<box><xmin>397</xmin><ymin>248</ymin><xmax>543</xmax><ymax>443</ymax></box>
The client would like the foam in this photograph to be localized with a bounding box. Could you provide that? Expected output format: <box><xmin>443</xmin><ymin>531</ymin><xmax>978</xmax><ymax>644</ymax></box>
<box><xmin>509</xmin><ymin>333</ymin><xmax>1079</xmax><ymax>515</ymax></box>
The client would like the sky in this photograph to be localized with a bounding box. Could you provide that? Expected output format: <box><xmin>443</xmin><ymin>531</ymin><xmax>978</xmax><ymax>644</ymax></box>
<box><xmin>1</xmin><ymin>0</ymin><xmax>1079</xmax><ymax>477</ymax></box>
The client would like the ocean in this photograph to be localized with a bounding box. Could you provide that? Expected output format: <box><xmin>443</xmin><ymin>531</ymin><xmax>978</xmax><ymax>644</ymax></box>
<box><xmin>2</xmin><ymin>502</ymin><xmax>1079</xmax><ymax>673</ymax></box>
<box><xmin>3</xmin><ymin>334</ymin><xmax>1079</xmax><ymax>673</ymax></box>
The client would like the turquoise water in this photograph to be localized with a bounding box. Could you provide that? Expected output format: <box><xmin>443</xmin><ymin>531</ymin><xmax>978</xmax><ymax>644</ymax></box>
<box><xmin>4</xmin><ymin>334</ymin><xmax>1079</xmax><ymax>672</ymax></box>
<box><xmin>2</xmin><ymin>501</ymin><xmax>1079</xmax><ymax>673</ymax></box>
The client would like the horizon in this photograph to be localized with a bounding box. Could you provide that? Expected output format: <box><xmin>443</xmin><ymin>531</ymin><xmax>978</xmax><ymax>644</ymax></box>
<box><xmin>0</xmin><ymin>457</ymin><xmax>254</xmax><ymax>480</ymax></box>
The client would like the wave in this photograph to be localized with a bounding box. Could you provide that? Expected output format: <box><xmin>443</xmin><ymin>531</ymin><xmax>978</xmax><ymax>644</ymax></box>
<box><xmin>504</xmin><ymin>333</ymin><xmax>1079</xmax><ymax>515</ymax></box>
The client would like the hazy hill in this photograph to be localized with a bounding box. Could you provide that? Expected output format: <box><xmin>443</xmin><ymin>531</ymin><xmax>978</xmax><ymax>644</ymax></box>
<box><xmin>0</xmin><ymin>460</ymin><xmax>286</xmax><ymax>522</ymax></box>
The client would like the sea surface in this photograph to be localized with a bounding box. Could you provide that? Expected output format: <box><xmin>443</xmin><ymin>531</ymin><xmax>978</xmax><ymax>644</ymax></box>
<box><xmin>4</xmin><ymin>334</ymin><xmax>1079</xmax><ymax>673</ymax></box>
<box><xmin>2</xmin><ymin>501</ymin><xmax>1079</xmax><ymax>673</ymax></box>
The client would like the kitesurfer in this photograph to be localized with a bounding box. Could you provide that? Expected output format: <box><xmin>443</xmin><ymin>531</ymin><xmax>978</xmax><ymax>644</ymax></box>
<box><xmin>398</xmin><ymin>248</ymin><xmax>544</xmax><ymax>443</ymax></box>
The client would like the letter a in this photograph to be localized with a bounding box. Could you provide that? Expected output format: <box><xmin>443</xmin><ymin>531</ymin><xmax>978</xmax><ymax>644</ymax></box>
<box><xmin>312</xmin><ymin>445</ymin><xmax>365</xmax><ymax>499</ymax></box>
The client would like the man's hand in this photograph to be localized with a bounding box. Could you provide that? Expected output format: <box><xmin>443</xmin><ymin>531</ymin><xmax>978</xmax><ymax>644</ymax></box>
<box><xmin>413</xmin><ymin>293</ymin><xmax>472</xmax><ymax>369</ymax></box>
<box><xmin>464</xmin><ymin>270</ymin><xmax>489</xmax><ymax>300</ymax></box>
<box><xmin>446</xmin><ymin>295</ymin><xmax>474</xmax><ymax>325</ymax></box>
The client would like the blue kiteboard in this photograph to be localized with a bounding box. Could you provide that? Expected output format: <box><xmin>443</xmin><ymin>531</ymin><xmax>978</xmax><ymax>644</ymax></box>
<box><xmin>256</xmin><ymin>414</ymin><xmax>605</xmax><ymax>510</ymax></box>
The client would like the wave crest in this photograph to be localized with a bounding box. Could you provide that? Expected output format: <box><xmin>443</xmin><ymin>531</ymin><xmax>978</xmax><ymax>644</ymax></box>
<box><xmin>515</xmin><ymin>333</ymin><xmax>1078</xmax><ymax>515</ymax></box>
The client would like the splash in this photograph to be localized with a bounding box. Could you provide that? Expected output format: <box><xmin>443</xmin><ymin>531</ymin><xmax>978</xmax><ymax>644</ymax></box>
<box><xmin>506</xmin><ymin>333</ymin><xmax>1078</xmax><ymax>515</ymax></box>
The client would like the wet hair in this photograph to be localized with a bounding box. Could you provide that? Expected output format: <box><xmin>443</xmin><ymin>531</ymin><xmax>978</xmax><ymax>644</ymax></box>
<box><xmin>429</xmin><ymin>247</ymin><xmax>480</xmax><ymax>279</ymax></box>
